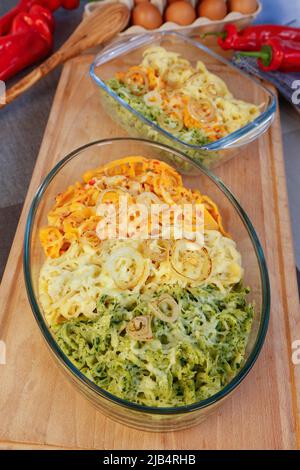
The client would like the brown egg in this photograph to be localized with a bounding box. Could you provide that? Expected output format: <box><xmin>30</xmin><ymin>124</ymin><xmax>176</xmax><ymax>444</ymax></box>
<box><xmin>165</xmin><ymin>1</ymin><xmax>196</xmax><ymax>26</ymax></box>
<box><xmin>228</xmin><ymin>0</ymin><xmax>258</xmax><ymax>14</ymax></box>
<box><xmin>167</xmin><ymin>0</ymin><xmax>188</xmax><ymax>3</ymax></box>
<box><xmin>198</xmin><ymin>0</ymin><xmax>227</xmax><ymax>20</ymax></box>
<box><xmin>134</xmin><ymin>0</ymin><xmax>150</xmax><ymax>4</ymax></box>
<box><xmin>132</xmin><ymin>3</ymin><xmax>163</xmax><ymax>29</ymax></box>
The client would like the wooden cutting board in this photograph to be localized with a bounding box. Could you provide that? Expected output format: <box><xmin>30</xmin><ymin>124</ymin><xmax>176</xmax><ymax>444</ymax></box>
<box><xmin>0</xmin><ymin>55</ymin><xmax>299</xmax><ymax>450</ymax></box>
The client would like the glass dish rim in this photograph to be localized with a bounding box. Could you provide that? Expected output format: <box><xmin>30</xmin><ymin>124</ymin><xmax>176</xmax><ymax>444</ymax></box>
<box><xmin>23</xmin><ymin>137</ymin><xmax>270</xmax><ymax>415</ymax></box>
<box><xmin>90</xmin><ymin>31</ymin><xmax>277</xmax><ymax>151</ymax></box>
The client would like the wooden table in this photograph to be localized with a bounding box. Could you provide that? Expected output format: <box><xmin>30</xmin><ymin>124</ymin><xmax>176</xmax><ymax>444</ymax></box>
<box><xmin>0</xmin><ymin>54</ymin><xmax>299</xmax><ymax>450</ymax></box>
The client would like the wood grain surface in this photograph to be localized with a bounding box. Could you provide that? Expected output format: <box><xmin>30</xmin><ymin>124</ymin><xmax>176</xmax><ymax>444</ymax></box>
<box><xmin>0</xmin><ymin>55</ymin><xmax>299</xmax><ymax>450</ymax></box>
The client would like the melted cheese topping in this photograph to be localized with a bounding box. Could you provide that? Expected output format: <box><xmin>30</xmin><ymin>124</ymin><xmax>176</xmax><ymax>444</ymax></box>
<box><xmin>109</xmin><ymin>47</ymin><xmax>260</xmax><ymax>143</ymax></box>
<box><xmin>39</xmin><ymin>232</ymin><xmax>243</xmax><ymax>325</ymax></box>
<box><xmin>38</xmin><ymin>156</ymin><xmax>243</xmax><ymax>325</ymax></box>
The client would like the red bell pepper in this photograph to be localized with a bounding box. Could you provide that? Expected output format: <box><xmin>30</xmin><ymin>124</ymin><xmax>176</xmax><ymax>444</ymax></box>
<box><xmin>11</xmin><ymin>6</ymin><xmax>55</xmax><ymax>42</ymax></box>
<box><xmin>0</xmin><ymin>0</ymin><xmax>41</xmax><ymax>36</ymax></box>
<box><xmin>0</xmin><ymin>5</ymin><xmax>54</xmax><ymax>81</ymax></box>
<box><xmin>28</xmin><ymin>4</ymin><xmax>55</xmax><ymax>33</ymax></box>
<box><xmin>238</xmin><ymin>38</ymin><xmax>300</xmax><ymax>72</ymax></box>
<box><xmin>0</xmin><ymin>29</ymin><xmax>51</xmax><ymax>81</ymax></box>
<box><xmin>0</xmin><ymin>0</ymin><xmax>79</xmax><ymax>36</ymax></box>
<box><xmin>61</xmin><ymin>0</ymin><xmax>80</xmax><ymax>10</ymax></box>
<box><xmin>206</xmin><ymin>23</ymin><xmax>300</xmax><ymax>52</ymax></box>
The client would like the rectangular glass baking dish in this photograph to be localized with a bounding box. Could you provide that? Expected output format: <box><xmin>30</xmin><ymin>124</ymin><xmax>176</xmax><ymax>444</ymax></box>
<box><xmin>90</xmin><ymin>32</ymin><xmax>276</xmax><ymax>169</ymax></box>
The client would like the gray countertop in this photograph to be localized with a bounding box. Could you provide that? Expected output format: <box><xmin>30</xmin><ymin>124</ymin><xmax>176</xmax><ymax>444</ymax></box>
<box><xmin>0</xmin><ymin>1</ymin><xmax>84</xmax><ymax>278</ymax></box>
<box><xmin>0</xmin><ymin>1</ymin><xmax>299</xmax><ymax>291</ymax></box>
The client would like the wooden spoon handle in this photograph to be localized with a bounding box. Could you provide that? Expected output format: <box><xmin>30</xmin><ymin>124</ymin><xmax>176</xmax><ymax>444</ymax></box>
<box><xmin>3</xmin><ymin>53</ymin><xmax>62</xmax><ymax>106</ymax></box>
<box><xmin>1</xmin><ymin>4</ymin><xmax>129</xmax><ymax>108</ymax></box>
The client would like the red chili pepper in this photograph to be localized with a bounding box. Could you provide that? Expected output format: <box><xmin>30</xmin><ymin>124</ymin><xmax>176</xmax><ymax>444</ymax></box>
<box><xmin>0</xmin><ymin>30</ymin><xmax>51</xmax><ymax>81</ymax></box>
<box><xmin>0</xmin><ymin>0</ymin><xmax>79</xmax><ymax>36</ymax></box>
<box><xmin>205</xmin><ymin>23</ymin><xmax>300</xmax><ymax>52</ymax></box>
<box><xmin>238</xmin><ymin>38</ymin><xmax>300</xmax><ymax>72</ymax></box>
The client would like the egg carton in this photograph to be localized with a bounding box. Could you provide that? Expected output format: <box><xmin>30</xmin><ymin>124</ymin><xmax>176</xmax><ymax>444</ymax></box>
<box><xmin>84</xmin><ymin>0</ymin><xmax>262</xmax><ymax>37</ymax></box>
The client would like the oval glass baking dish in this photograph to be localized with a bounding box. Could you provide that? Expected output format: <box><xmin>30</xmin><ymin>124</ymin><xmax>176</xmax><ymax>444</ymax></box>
<box><xmin>24</xmin><ymin>138</ymin><xmax>270</xmax><ymax>431</ymax></box>
<box><xmin>90</xmin><ymin>32</ymin><xmax>276</xmax><ymax>170</ymax></box>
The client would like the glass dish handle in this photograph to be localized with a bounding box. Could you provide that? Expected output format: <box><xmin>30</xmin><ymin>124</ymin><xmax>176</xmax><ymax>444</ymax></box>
<box><xmin>225</xmin><ymin>114</ymin><xmax>275</xmax><ymax>149</ymax></box>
